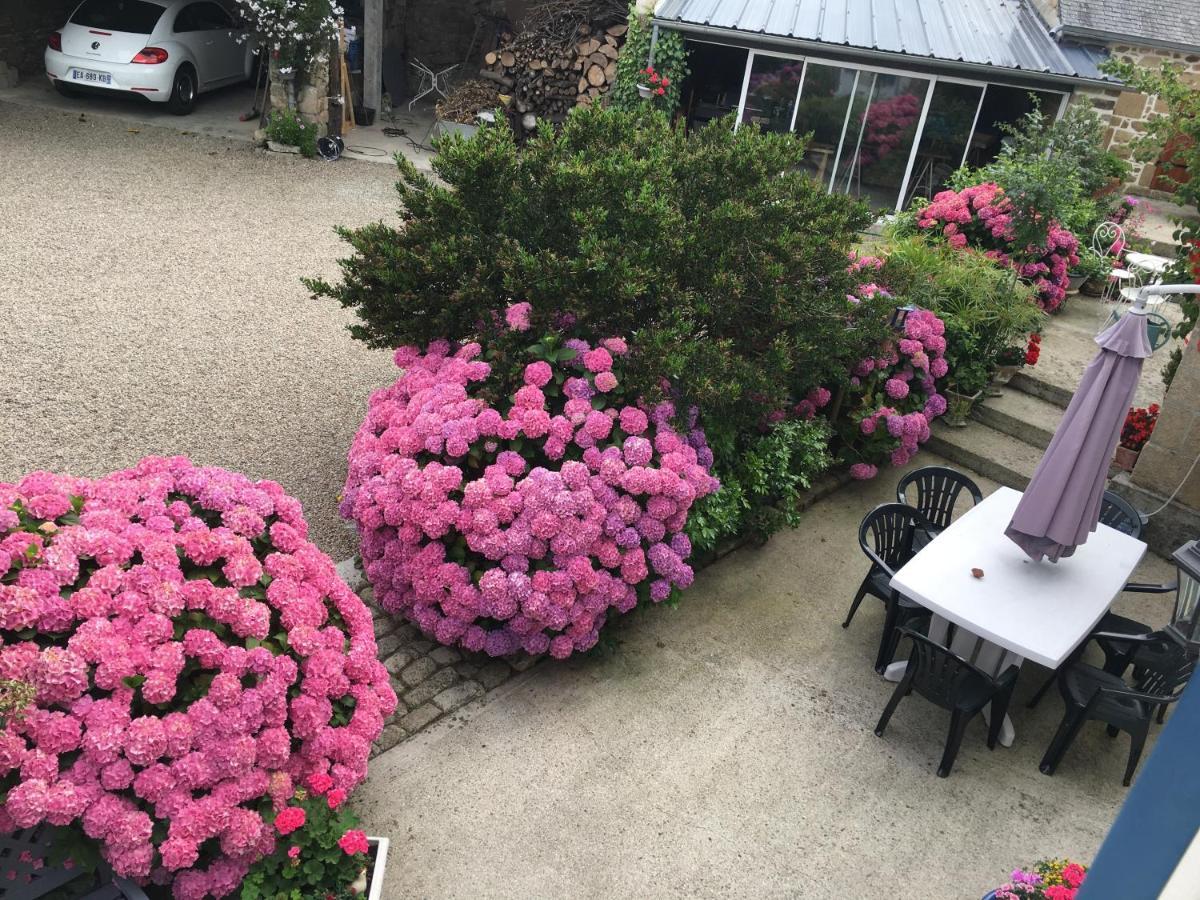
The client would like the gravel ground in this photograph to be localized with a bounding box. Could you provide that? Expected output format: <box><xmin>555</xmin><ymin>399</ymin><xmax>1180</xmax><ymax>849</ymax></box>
<box><xmin>0</xmin><ymin>101</ymin><xmax>402</xmax><ymax>558</ymax></box>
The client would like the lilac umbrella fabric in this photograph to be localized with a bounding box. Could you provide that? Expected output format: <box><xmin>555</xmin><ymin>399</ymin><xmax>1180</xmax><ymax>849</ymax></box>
<box><xmin>1005</xmin><ymin>311</ymin><xmax>1151</xmax><ymax>562</ymax></box>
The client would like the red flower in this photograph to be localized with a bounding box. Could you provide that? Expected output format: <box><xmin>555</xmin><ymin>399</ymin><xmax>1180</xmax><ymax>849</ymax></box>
<box><xmin>655</xmin><ymin>86</ymin><xmax>665</xmax><ymax>96</ymax></box>
<box><xmin>275</xmin><ymin>807</ymin><xmax>306</xmax><ymax>836</ymax></box>
<box><xmin>287</xmin><ymin>846</ymin><xmax>301</xmax><ymax>859</ymax></box>
<box><xmin>650</xmin><ymin>72</ymin><xmax>660</xmax><ymax>84</ymax></box>
<box><xmin>661</xmin><ymin>76</ymin><xmax>670</xmax><ymax>87</ymax></box>
<box><xmin>306</xmin><ymin>772</ymin><xmax>334</xmax><ymax>796</ymax></box>
<box><xmin>327</xmin><ymin>788</ymin><xmax>347</xmax><ymax>809</ymax></box>
<box><xmin>338</xmin><ymin>829</ymin><xmax>369</xmax><ymax>856</ymax></box>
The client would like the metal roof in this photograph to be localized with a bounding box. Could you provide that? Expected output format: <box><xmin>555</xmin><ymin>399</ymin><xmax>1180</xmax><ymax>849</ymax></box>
<box><xmin>1058</xmin><ymin>0</ymin><xmax>1200</xmax><ymax>53</ymax></box>
<box><xmin>653</xmin><ymin>0</ymin><xmax>1105</xmax><ymax>82</ymax></box>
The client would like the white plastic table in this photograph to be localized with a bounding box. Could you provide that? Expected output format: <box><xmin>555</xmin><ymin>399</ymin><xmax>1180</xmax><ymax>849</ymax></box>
<box><xmin>883</xmin><ymin>487</ymin><xmax>1146</xmax><ymax>746</ymax></box>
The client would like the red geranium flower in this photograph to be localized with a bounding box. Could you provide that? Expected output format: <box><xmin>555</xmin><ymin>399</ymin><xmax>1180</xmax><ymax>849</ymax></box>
<box><xmin>275</xmin><ymin>807</ymin><xmax>306</xmax><ymax>836</ymax></box>
<box><xmin>338</xmin><ymin>829</ymin><xmax>369</xmax><ymax>856</ymax></box>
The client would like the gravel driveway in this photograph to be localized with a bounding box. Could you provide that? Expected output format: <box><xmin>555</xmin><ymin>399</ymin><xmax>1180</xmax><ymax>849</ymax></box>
<box><xmin>0</xmin><ymin>102</ymin><xmax>401</xmax><ymax>558</ymax></box>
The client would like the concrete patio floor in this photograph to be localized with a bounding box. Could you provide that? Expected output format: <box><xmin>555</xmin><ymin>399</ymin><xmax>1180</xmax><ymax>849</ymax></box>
<box><xmin>357</xmin><ymin>454</ymin><xmax>1177</xmax><ymax>900</ymax></box>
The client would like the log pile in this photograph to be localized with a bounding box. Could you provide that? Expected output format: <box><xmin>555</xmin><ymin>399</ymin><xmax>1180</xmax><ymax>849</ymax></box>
<box><xmin>481</xmin><ymin>3</ymin><xmax>627</xmax><ymax>130</ymax></box>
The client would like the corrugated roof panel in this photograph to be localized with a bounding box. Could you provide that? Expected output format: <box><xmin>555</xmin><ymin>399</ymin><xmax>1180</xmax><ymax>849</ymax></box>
<box><xmin>891</xmin><ymin>0</ymin><xmax>931</xmax><ymax>58</ymax></box>
<box><xmin>654</xmin><ymin>0</ymin><xmax>1101</xmax><ymax>79</ymax></box>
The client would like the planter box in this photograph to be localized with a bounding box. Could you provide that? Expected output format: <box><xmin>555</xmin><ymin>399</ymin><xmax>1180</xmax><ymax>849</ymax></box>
<box><xmin>434</xmin><ymin>120</ymin><xmax>479</xmax><ymax>140</ymax></box>
<box><xmin>361</xmin><ymin>836</ymin><xmax>390</xmax><ymax>900</ymax></box>
<box><xmin>1113</xmin><ymin>445</ymin><xmax>1140</xmax><ymax>472</ymax></box>
<box><xmin>944</xmin><ymin>389</ymin><xmax>982</xmax><ymax>427</ymax></box>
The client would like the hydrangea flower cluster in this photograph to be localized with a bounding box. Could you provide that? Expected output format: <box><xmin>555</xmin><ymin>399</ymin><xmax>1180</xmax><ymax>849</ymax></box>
<box><xmin>858</xmin><ymin>93</ymin><xmax>922</xmax><ymax>166</ymax></box>
<box><xmin>916</xmin><ymin>183</ymin><xmax>1080</xmax><ymax>312</ymax></box>
<box><xmin>0</xmin><ymin>457</ymin><xmax>397</xmax><ymax>899</ymax></box>
<box><xmin>342</xmin><ymin>329</ymin><xmax>720</xmax><ymax>660</ymax></box>
<box><xmin>841</xmin><ymin>308</ymin><xmax>950</xmax><ymax>479</ymax></box>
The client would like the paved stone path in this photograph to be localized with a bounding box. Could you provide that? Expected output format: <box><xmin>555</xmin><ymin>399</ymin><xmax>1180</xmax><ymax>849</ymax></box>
<box><xmin>366</xmin><ymin>587</ymin><xmax>535</xmax><ymax>754</ymax></box>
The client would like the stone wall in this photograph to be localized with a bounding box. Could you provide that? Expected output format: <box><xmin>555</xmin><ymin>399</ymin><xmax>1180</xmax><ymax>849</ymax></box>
<box><xmin>0</xmin><ymin>0</ymin><xmax>78</xmax><ymax>78</ymax></box>
<box><xmin>382</xmin><ymin>0</ymin><xmax>509</xmax><ymax>97</ymax></box>
<box><xmin>1132</xmin><ymin>344</ymin><xmax>1200</xmax><ymax>511</ymax></box>
<box><xmin>1079</xmin><ymin>43</ymin><xmax>1200</xmax><ymax>196</ymax></box>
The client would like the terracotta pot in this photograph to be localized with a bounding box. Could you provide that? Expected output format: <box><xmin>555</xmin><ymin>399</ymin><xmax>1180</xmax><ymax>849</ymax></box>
<box><xmin>943</xmin><ymin>389</ymin><xmax>982</xmax><ymax>427</ymax></box>
<box><xmin>1113</xmin><ymin>445</ymin><xmax>1140</xmax><ymax>472</ymax></box>
<box><xmin>1080</xmin><ymin>276</ymin><xmax>1105</xmax><ymax>297</ymax></box>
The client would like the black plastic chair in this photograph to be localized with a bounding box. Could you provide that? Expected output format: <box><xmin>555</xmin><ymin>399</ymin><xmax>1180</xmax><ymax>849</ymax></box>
<box><xmin>875</xmin><ymin>627</ymin><xmax>1019</xmax><ymax>777</ymax></box>
<box><xmin>1026</xmin><ymin>582</ymin><xmax>1178</xmax><ymax>712</ymax></box>
<box><xmin>1039</xmin><ymin>631</ymin><xmax>1194</xmax><ymax>785</ymax></box>
<box><xmin>1099</xmin><ymin>490</ymin><xmax>1146</xmax><ymax>539</ymax></box>
<box><xmin>896</xmin><ymin>466</ymin><xmax>982</xmax><ymax>547</ymax></box>
<box><xmin>843</xmin><ymin>503</ymin><xmax>932</xmax><ymax>672</ymax></box>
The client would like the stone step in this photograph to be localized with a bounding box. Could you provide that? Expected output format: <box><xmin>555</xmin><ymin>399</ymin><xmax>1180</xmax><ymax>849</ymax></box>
<box><xmin>925</xmin><ymin>419</ymin><xmax>1045</xmax><ymax>491</ymax></box>
<box><xmin>1009</xmin><ymin>371</ymin><xmax>1073</xmax><ymax>409</ymax></box>
<box><xmin>972</xmin><ymin>387</ymin><xmax>1063</xmax><ymax>450</ymax></box>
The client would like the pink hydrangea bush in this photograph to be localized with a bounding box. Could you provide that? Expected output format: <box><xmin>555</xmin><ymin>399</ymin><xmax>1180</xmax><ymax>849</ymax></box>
<box><xmin>0</xmin><ymin>457</ymin><xmax>397</xmax><ymax>899</ymax></box>
<box><xmin>915</xmin><ymin>183</ymin><xmax>1080</xmax><ymax>312</ymax></box>
<box><xmin>839</xmin><ymin>308</ymin><xmax>950</xmax><ymax>479</ymax></box>
<box><xmin>341</xmin><ymin>328</ymin><xmax>720</xmax><ymax>660</ymax></box>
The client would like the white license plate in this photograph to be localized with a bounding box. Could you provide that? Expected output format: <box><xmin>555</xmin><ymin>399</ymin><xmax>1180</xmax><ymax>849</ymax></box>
<box><xmin>72</xmin><ymin>69</ymin><xmax>112</xmax><ymax>85</ymax></box>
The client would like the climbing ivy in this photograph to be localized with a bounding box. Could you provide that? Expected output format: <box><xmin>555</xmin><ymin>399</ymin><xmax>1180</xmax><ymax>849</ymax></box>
<box><xmin>608</xmin><ymin>4</ymin><xmax>689</xmax><ymax>115</ymax></box>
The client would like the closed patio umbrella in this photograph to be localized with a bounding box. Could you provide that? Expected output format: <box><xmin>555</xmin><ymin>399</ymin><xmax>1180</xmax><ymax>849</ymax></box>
<box><xmin>1004</xmin><ymin>300</ymin><xmax>1153</xmax><ymax>562</ymax></box>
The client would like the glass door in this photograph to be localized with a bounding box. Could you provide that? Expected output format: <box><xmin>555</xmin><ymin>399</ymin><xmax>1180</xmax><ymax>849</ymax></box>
<box><xmin>791</xmin><ymin>62</ymin><xmax>858</xmax><ymax>189</ymax></box>
<box><xmin>739</xmin><ymin>53</ymin><xmax>805</xmax><ymax>133</ymax></box>
<box><xmin>832</xmin><ymin>72</ymin><xmax>932</xmax><ymax>210</ymax></box>
<box><xmin>902</xmin><ymin>81</ymin><xmax>985</xmax><ymax>207</ymax></box>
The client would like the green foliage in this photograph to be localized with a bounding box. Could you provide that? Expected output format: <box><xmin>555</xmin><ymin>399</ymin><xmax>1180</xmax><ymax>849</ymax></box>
<box><xmin>266</xmin><ymin>108</ymin><xmax>319</xmax><ymax>158</ymax></box>
<box><xmin>1070</xmin><ymin>248</ymin><xmax>1112</xmax><ymax>281</ymax></box>
<box><xmin>241</xmin><ymin>792</ymin><xmax>365</xmax><ymax>900</ymax></box>
<box><xmin>609</xmin><ymin>8</ymin><xmax>688</xmax><ymax>114</ymax></box>
<box><xmin>688</xmin><ymin>418</ymin><xmax>833</xmax><ymax>552</ymax></box>
<box><xmin>952</xmin><ymin>98</ymin><xmax>1128</xmax><ymax>239</ymax></box>
<box><xmin>878</xmin><ymin>233</ymin><xmax>1044</xmax><ymax>380</ymax></box>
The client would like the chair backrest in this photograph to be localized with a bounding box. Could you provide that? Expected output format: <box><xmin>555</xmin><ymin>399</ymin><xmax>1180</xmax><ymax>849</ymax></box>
<box><xmin>858</xmin><ymin>503</ymin><xmax>928</xmax><ymax>575</ymax></box>
<box><xmin>1099</xmin><ymin>491</ymin><xmax>1145</xmax><ymax>540</ymax></box>
<box><xmin>1133</xmin><ymin>636</ymin><xmax>1195</xmax><ymax>701</ymax></box>
<box><xmin>896</xmin><ymin>627</ymin><xmax>993</xmax><ymax>711</ymax></box>
<box><xmin>896</xmin><ymin>466</ymin><xmax>983</xmax><ymax>532</ymax></box>
<box><xmin>1093</xmin><ymin>221</ymin><xmax>1126</xmax><ymax>257</ymax></box>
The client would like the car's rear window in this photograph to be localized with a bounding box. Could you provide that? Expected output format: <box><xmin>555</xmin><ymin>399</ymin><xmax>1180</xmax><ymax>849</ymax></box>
<box><xmin>70</xmin><ymin>0</ymin><xmax>165</xmax><ymax>34</ymax></box>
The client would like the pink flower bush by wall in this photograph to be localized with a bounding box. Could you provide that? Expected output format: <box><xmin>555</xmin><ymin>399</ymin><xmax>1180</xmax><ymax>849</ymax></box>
<box><xmin>341</xmin><ymin>327</ymin><xmax>720</xmax><ymax>660</ymax></box>
<box><xmin>916</xmin><ymin>183</ymin><xmax>1080</xmax><ymax>312</ymax></box>
<box><xmin>0</xmin><ymin>457</ymin><xmax>397</xmax><ymax>899</ymax></box>
<box><xmin>840</xmin><ymin>308</ymin><xmax>949</xmax><ymax>478</ymax></box>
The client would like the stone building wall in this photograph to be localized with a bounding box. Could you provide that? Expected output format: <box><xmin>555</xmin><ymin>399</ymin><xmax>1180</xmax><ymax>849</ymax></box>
<box><xmin>0</xmin><ymin>0</ymin><xmax>78</xmax><ymax>78</ymax></box>
<box><xmin>1075</xmin><ymin>43</ymin><xmax>1200</xmax><ymax>196</ymax></box>
<box><xmin>382</xmin><ymin>0</ymin><xmax>510</xmax><ymax>97</ymax></box>
<box><xmin>1132</xmin><ymin>344</ymin><xmax>1200</xmax><ymax>512</ymax></box>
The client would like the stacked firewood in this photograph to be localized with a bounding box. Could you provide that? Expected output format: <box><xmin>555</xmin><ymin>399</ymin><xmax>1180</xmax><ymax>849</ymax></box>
<box><xmin>480</xmin><ymin>18</ymin><xmax>628</xmax><ymax>129</ymax></box>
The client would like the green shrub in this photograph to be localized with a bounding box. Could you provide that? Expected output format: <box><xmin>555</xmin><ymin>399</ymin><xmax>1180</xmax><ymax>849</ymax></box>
<box><xmin>307</xmin><ymin>104</ymin><xmax>888</xmax><ymax>546</ymax></box>
<box><xmin>690</xmin><ymin>418</ymin><xmax>833</xmax><ymax>552</ymax></box>
<box><xmin>266</xmin><ymin>108</ymin><xmax>319</xmax><ymax>157</ymax></box>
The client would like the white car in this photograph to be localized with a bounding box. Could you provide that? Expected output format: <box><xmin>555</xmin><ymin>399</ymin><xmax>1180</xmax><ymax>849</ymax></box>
<box><xmin>45</xmin><ymin>0</ymin><xmax>257</xmax><ymax>115</ymax></box>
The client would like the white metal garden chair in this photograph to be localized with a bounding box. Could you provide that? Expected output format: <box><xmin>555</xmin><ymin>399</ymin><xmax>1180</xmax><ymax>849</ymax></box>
<box><xmin>409</xmin><ymin>59</ymin><xmax>458</xmax><ymax>110</ymax></box>
<box><xmin>1092</xmin><ymin>222</ymin><xmax>1137</xmax><ymax>306</ymax></box>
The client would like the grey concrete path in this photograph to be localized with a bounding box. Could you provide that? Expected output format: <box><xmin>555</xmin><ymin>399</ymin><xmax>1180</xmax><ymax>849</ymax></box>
<box><xmin>357</xmin><ymin>454</ymin><xmax>1177</xmax><ymax>900</ymax></box>
<box><xmin>0</xmin><ymin>100</ymin><xmax>403</xmax><ymax>558</ymax></box>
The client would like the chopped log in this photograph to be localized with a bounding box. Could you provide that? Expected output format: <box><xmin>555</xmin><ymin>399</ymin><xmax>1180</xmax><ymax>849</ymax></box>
<box><xmin>521</xmin><ymin>113</ymin><xmax>537</xmax><ymax>130</ymax></box>
<box><xmin>604</xmin><ymin>34</ymin><xmax>618</xmax><ymax>46</ymax></box>
<box><xmin>577</xmin><ymin>75</ymin><xmax>588</xmax><ymax>93</ymax></box>
<box><xmin>500</xmin><ymin>50</ymin><xmax>516</xmax><ymax>67</ymax></box>
<box><xmin>485</xmin><ymin>51</ymin><xmax>498</xmax><ymax>66</ymax></box>
<box><xmin>478</xmin><ymin>68</ymin><xmax>515</xmax><ymax>89</ymax></box>
<box><xmin>603</xmin><ymin>61</ymin><xmax>617</xmax><ymax>81</ymax></box>
<box><xmin>600</xmin><ymin>43</ymin><xmax>618</xmax><ymax>60</ymax></box>
<box><xmin>607</xmin><ymin>23</ymin><xmax>628</xmax><ymax>37</ymax></box>
<box><xmin>577</xmin><ymin>38</ymin><xmax>601</xmax><ymax>56</ymax></box>
<box><xmin>585</xmin><ymin>64</ymin><xmax>606</xmax><ymax>87</ymax></box>
<box><xmin>587</xmin><ymin>86</ymin><xmax>601</xmax><ymax>98</ymax></box>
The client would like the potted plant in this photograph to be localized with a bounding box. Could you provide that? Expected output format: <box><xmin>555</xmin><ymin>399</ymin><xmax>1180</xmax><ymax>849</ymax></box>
<box><xmin>984</xmin><ymin>857</ymin><xmax>1088</xmax><ymax>899</ymax></box>
<box><xmin>990</xmin><ymin>332</ymin><xmax>1040</xmax><ymax>390</ymax></box>
<box><xmin>266</xmin><ymin>108</ymin><xmax>319</xmax><ymax>157</ymax></box>
<box><xmin>1115</xmin><ymin>403</ymin><xmax>1160</xmax><ymax>471</ymax></box>
<box><xmin>941</xmin><ymin>320</ymin><xmax>991</xmax><ymax>425</ymax></box>
<box><xmin>1071</xmin><ymin>251</ymin><xmax>1111</xmax><ymax>297</ymax></box>
<box><xmin>239</xmin><ymin>773</ymin><xmax>390</xmax><ymax>899</ymax></box>
<box><xmin>637</xmin><ymin>65</ymin><xmax>670</xmax><ymax>101</ymax></box>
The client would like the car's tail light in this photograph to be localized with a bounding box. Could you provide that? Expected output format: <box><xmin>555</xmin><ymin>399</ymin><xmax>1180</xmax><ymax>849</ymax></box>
<box><xmin>48</xmin><ymin>32</ymin><xmax>62</xmax><ymax>52</ymax></box>
<box><xmin>131</xmin><ymin>47</ymin><xmax>169</xmax><ymax>65</ymax></box>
